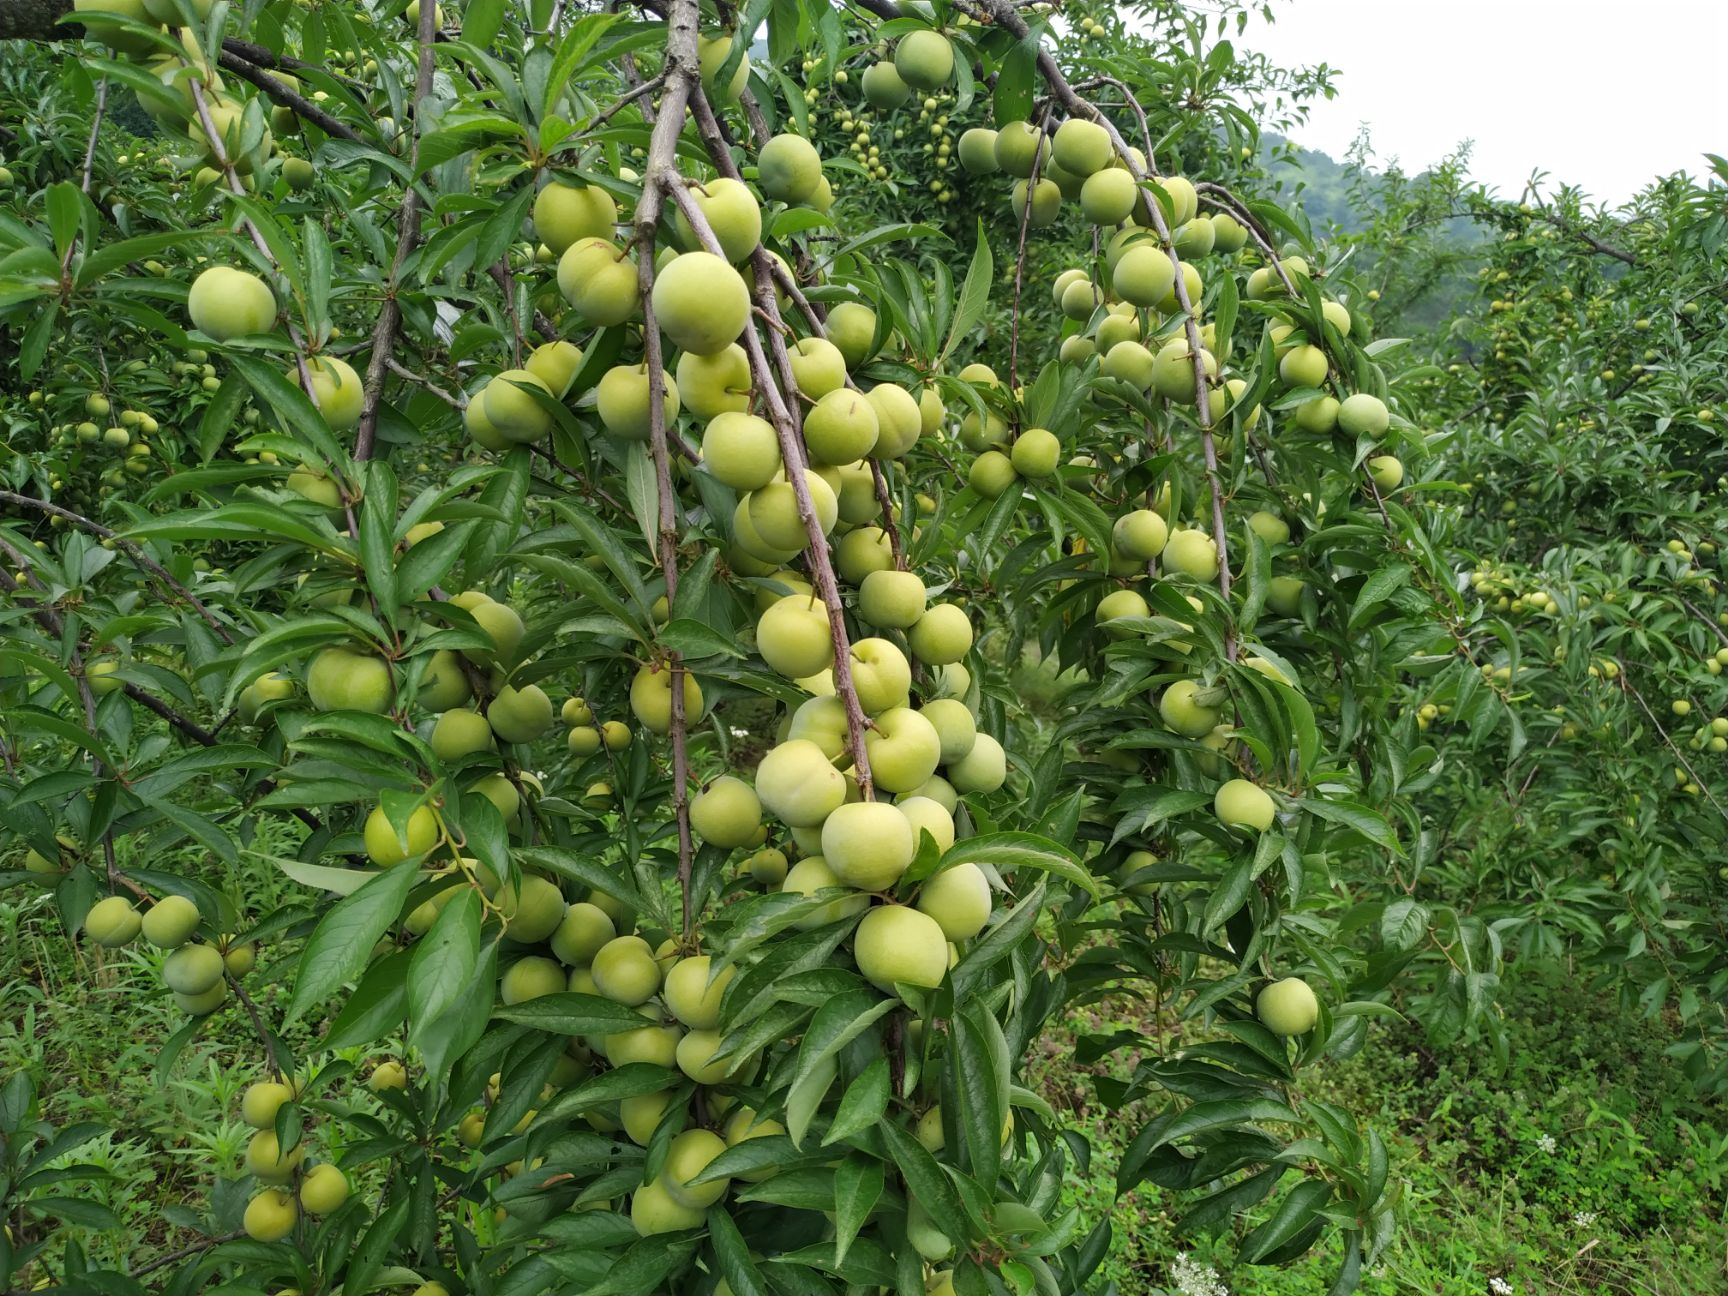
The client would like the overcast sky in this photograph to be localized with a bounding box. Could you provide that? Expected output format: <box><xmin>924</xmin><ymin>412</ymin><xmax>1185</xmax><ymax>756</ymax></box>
<box><xmin>1233</xmin><ymin>0</ymin><xmax>1726</xmax><ymax>204</ymax></box>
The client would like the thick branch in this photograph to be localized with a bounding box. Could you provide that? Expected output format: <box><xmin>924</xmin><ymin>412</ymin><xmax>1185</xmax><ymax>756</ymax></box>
<box><xmin>215</xmin><ymin>51</ymin><xmax>364</xmax><ymax>143</ymax></box>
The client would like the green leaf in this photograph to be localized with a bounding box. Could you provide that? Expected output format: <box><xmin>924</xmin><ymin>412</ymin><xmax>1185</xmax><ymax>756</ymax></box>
<box><xmin>921</xmin><ymin>832</ymin><xmax>1096</xmax><ymax>897</ymax></box>
<box><xmin>492</xmin><ymin>992</ymin><xmax>658</xmax><ymax>1037</ymax></box>
<box><xmin>822</xmin><ymin>1056</ymin><xmax>890</xmax><ymax>1147</ymax></box>
<box><xmin>282</xmin><ymin>863</ymin><xmax>421</xmax><ymax>1025</ymax></box>
<box><xmin>941</xmin><ymin>221</ymin><xmax>993</xmax><ymax>363</ymax></box>
<box><xmin>408</xmin><ymin>887</ymin><xmax>481</xmax><ymax>1037</ymax></box>
<box><xmin>832</xmin><ymin>1153</ymin><xmax>884</xmax><ymax>1269</ymax></box>
<box><xmin>785</xmin><ymin>993</ymin><xmax>898</xmax><ymax>1147</ymax></box>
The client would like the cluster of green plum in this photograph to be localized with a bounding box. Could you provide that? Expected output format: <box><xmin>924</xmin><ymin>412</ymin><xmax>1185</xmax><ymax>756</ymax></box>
<box><xmin>234</xmin><ymin>1074</ymin><xmax>351</xmax><ymax>1241</ymax></box>
<box><xmin>79</xmin><ymin>890</ymin><xmax>254</xmax><ymax>1015</ymax></box>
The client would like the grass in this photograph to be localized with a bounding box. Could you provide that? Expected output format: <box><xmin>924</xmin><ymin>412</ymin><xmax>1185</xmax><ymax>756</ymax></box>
<box><xmin>1026</xmin><ymin>969</ymin><xmax>1728</xmax><ymax>1295</ymax></box>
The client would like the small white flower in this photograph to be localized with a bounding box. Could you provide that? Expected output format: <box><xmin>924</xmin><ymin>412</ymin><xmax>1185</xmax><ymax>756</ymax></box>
<box><xmin>729</xmin><ymin>726</ymin><xmax>749</xmax><ymax>738</ymax></box>
<box><xmin>1171</xmin><ymin>1253</ymin><xmax>1230</xmax><ymax>1296</ymax></box>
<box><xmin>1535</xmin><ymin>1133</ymin><xmax>1557</xmax><ymax>1154</ymax></box>
<box><xmin>1489</xmin><ymin>1277</ymin><xmax>1513</xmax><ymax>1296</ymax></box>
<box><xmin>1573</xmin><ymin>1210</ymin><xmax>1597</xmax><ymax>1227</ymax></box>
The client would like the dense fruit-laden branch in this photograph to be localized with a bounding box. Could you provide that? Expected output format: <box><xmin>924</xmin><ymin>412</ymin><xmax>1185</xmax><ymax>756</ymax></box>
<box><xmin>636</xmin><ymin>0</ymin><xmax>702</xmax><ymax>927</ymax></box>
<box><xmin>685</xmin><ymin>87</ymin><xmax>881</xmax><ymax>797</ymax></box>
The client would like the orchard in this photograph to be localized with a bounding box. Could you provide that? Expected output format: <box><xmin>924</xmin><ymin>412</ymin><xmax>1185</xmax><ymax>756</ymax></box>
<box><xmin>1</xmin><ymin>1</ymin><xmax>1725</xmax><ymax>1294</ymax></box>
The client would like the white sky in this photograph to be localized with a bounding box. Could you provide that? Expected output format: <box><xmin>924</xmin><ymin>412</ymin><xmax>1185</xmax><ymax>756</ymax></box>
<box><xmin>1233</xmin><ymin>0</ymin><xmax>1728</xmax><ymax>203</ymax></box>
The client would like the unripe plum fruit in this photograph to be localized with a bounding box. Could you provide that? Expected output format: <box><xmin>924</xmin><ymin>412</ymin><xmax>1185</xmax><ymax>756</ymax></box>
<box><xmin>489</xmin><ymin>683</ymin><xmax>554</xmax><ymax>743</ymax></box>
<box><xmin>307</xmin><ymin>647</ymin><xmax>392</xmax><ymax>714</ymax></box>
<box><xmin>756</xmin><ymin>739</ymin><xmax>847</xmax><ymax>827</ymax></box>
<box><xmin>141</xmin><ymin>894</ymin><xmax>201</xmax><ymax>948</ymax></box>
<box><xmin>497</xmin><ymin>873</ymin><xmax>566</xmax><ymax>944</ymax></box>
<box><xmin>243</xmin><ymin>1188</ymin><xmax>298</xmax><ymax>1242</ymax></box>
<box><xmin>917</xmin><ymin>862</ymin><xmax>991</xmax><ymax>941</ymax></box>
<box><xmin>187</xmin><ymin>266</ymin><xmax>277</xmax><ymax>340</ymax></box>
<box><xmin>866</xmin><ymin>383</ymin><xmax>923</xmax><ymax>458</ymax></box>
<box><xmin>631</xmin><ymin>1178</ymin><xmax>704</xmax><ymax>1235</ymax></box>
<box><xmin>826</xmin><ymin>302</ymin><xmax>878</xmax><ymax>370</ymax></box>
<box><xmin>500</xmin><ymin>956</ymin><xmax>566</xmax><ymax>1005</ymax></box>
<box><xmin>674</xmin><ymin>176</ymin><xmax>761</xmax><ymax>263</ymax></box>
<box><xmin>1163</xmin><ymin>529</ymin><xmax>1220</xmax><ymax>581</ymax></box>
<box><xmin>305</xmin><ymin>355</ymin><xmax>364</xmax><ymax>430</ymax></box>
<box><xmin>525</xmin><ymin>339</ymin><xmax>583</xmax><ymax>398</ymax></box>
<box><xmin>299</xmin><ymin>1163</ymin><xmax>349</xmax><ymax>1214</ymax></box>
<box><xmin>84</xmin><ymin>895</ymin><xmax>141</xmax><ymax>947</ymax></box>
<box><xmin>1214</xmin><ymin>778</ymin><xmax>1276</xmax><ymax>831</ymax></box>
<box><xmin>1052</xmin><ymin>118</ymin><xmax>1112</xmax><ymax>176</ymax></box>
<box><xmin>664</xmin><ymin>955</ymin><xmax>737</xmax><ymax>1030</ymax></box>
<box><xmin>591</xmin><ymin>936</ymin><xmax>662</xmax><ymax>1005</ymax></box>
<box><xmin>756</xmin><ymin>595</ymin><xmax>835</xmax><ymax>679</ymax></box>
<box><xmin>557</xmin><ymin>237</ymin><xmax>640</xmax><ymax>325</ymax></box>
<box><xmin>894</xmin><ymin>29</ymin><xmax>954</xmax><ymax>90</ymax></box>
<box><xmin>629</xmin><ymin>663</ymin><xmax>705</xmax><ymax>734</ymax></box>
<box><xmin>906</xmin><ymin>603</ymin><xmax>973</xmax><ymax>666</ymax></box>
<box><xmin>1338</xmin><ymin>393</ymin><xmax>1389</xmax><ymax>436</ymax></box>
<box><xmin>858</xmin><ymin>569</ymin><xmax>927</xmax><ymax>629</ymax></box>
<box><xmin>653</xmin><ymin>252</ymin><xmax>751</xmax><ymax>356</ymax></box>
<box><xmin>789</xmin><ymin>336</ymin><xmax>848</xmax><ymax>399</ymax></box>
<box><xmin>854</xmin><ymin>904</ymin><xmax>947</xmax><ymax>992</ymax></box>
<box><xmin>1256</xmin><ymin>976</ymin><xmax>1319</xmax><ymax>1036</ymax></box>
<box><xmin>245</xmin><ymin>1129</ymin><xmax>304</xmax><ymax>1182</ymax></box>
<box><xmin>480</xmin><ymin>368</ymin><xmax>553</xmax><ymax>444</ymax></box>
<box><xmin>364</xmin><ymin>803</ymin><xmax>439</xmax><ymax>867</ymax></box>
<box><xmin>676</xmin><ymin>343</ymin><xmax>751</xmax><ymax>418</ymax></box>
<box><xmin>823</xmin><ymin>801</ymin><xmax>915</xmax><ymax>890</ymax></box>
<box><xmin>865</xmin><ymin>707</ymin><xmax>944</xmax><ymax>793</ymax></box>
<box><xmin>781</xmin><ymin>856</ymin><xmax>868</xmax><ymax>928</ymax></box>
<box><xmin>550</xmin><ymin>901</ymin><xmax>615</xmax><ymax>966</ymax></box>
<box><xmin>804</xmin><ymin>388</ymin><xmax>880</xmax><ymax>465</ymax></box>
<box><xmin>663</xmin><ymin>1128</ymin><xmax>730</xmax><ymax>1208</ymax></box>
<box><xmin>430</xmin><ymin>708</ymin><xmax>495</xmax><ymax>761</ymax></box>
<box><xmin>947</xmin><ymin>731</ymin><xmax>1006</xmax><ymax>794</ymax></box>
<box><xmin>164</xmin><ymin>944</ymin><xmax>225</xmax><ymax>995</ymax></box>
<box><xmin>690</xmin><ymin>777</ymin><xmax>762</xmax><ymax>848</ymax></box>
<box><xmin>701</xmin><ymin>411</ymin><xmax>781</xmax><ymax>491</ymax></box>
<box><xmin>532</xmin><ymin>181</ymin><xmax>616</xmax><ymax>253</ymax></box>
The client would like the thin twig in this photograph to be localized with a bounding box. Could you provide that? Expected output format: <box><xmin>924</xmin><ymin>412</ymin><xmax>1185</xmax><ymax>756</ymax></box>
<box><xmin>215</xmin><ymin>52</ymin><xmax>364</xmax><ymax>143</ymax></box>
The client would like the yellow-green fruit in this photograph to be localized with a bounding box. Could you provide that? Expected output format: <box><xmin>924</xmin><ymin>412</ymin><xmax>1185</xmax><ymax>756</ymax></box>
<box><xmin>1214</xmin><ymin>778</ymin><xmax>1275</xmax><ymax>832</ymax></box>
<box><xmin>363</xmin><ymin>803</ymin><xmax>438</xmax><ymax>867</ymax></box>
<box><xmin>756</xmin><ymin>739</ymin><xmax>847</xmax><ymax>827</ymax></box>
<box><xmin>1113</xmin><ymin>245</ymin><xmax>1175</xmax><ymax>308</ymax></box>
<box><xmin>653</xmin><ymin>251</ymin><xmax>751</xmax><ymax>356</ymax></box>
<box><xmin>606</xmin><ymin>1020</ymin><xmax>681</xmax><ymax>1068</ymax></box>
<box><xmin>676</xmin><ymin>344</ymin><xmax>751</xmax><ymax>419</ymax></box>
<box><xmin>532</xmin><ymin>182</ymin><xmax>617</xmax><ymax>254</ymax></box>
<box><xmin>164</xmin><ymin>944</ymin><xmax>226</xmax><ymax>995</ymax></box>
<box><xmin>550</xmin><ymin>902</ymin><xmax>615</xmax><ymax>966</ymax></box>
<box><xmin>1247</xmin><ymin>511</ymin><xmax>1290</xmax><ymax>546</ymax></box>
<box><xmin>305</xmin><ymin>355</ymin><xmax>364</xmax><ymax>430</ymax></box>
<box><xmin>664</xmin><ymin>955</ymin><xmax>737</xmax><ymax>1030</ymax></box>
<box><xmin>629</xmin><ymin>663</ymin><xmax>705</xmax><ymax>735</ymax></box>
<box><xmin>498</xmin><ymin>873</ymin><xmax>566</xmax><ymax>944</ymax></box>
<box><xmin>849</xmin><ymin>637</ymin><xmax>912</xmax><ymax>714</ymax></box>
<box><xmin>786</xmin><ymin>336</ymin><xmax>847</xmax><ymax>400</ymax></box>
<box><xmin>746</xmin><ymin>847</ymin><xmax>789</xmax><ymax>885</ymax></box>
<box><xmin>187</xmin><ymin>266</ymin><xmax>277</xmax><ymax>340</ymax></box>
<box><xmin>700</xmin><ymin>411</ymin><xmax>781</xmax><ymax>491</ymax></box>
<box><xmin>245</xmin><ymin>1129</ymin><xmax>304</xmax><ymax>1183</ymax></box>
<box><xmin>1159</xmin><ymin>680</ymin><xmax>1221</xmax><ymax>739</ymax></box>
<box><xmin>557</xmin><ymin>237</ymin><xmax>640</xmax><ymax>325</ymax></box>
<box><xmin>663</xmin><ymin>1128</ymin><xmax>730</xmax><ymax>1208</ymax></box>
<box><xmin>566</xmin><ymin>725</ymin><xmax>601</xmax><ymax>756</ymax></box>
<box><xmin>917</xmin><ymin>862</ymin><xmax>990</xmax><ymax>941</ymax></box>
<box><xmin>858</xmin><ymin>569</ymin><xmax>926</xmax><ymax>629</ymax></box>
<box><xmin>723</xmin><ymin>1107</ymin><xmax>787</xmax><ymax>1179</ymax></box>
<box><xmin>1011</xmin><ymin>429</ymin><xmax>1060</xmax><ymax>478</ymax></box>
<box><xmin>174</xmin><ymin>982</ymin><xmax>229</xmax><ymax>1016</ymax></box>
<box><xmin>489</xmin><ymin>684</ymin><xmax>554</xmax><ymax>743</ymax></box>
<box><xmin>1212</xmin><ymin>212</ymin><xmax>1248</xmax><ymax>252</ymax></box>
<box><xmin>1292</xmin><ymin>394</ymin><xmax>1339</xmax><ymax>434</ymax></box>
<box><xmin>827</xmin><ymin>302</ymin><xmax>878</xmax><ymax>370</ymax></box>
<box><xmin>456</xmin><ymin>596</ymin><xmax>525</xmax><ymax>666</ymax></box>
<box><xmin>675</xmin><ymin>177</ymin><xmax>761</xmax><ymax>264</ymax></box>
<box><xmin>822</xmin><ymin>801</ymin><xmax>915</xmax><ymax>891</ymax></box>
<box><xmin>781</xmin><ymin>856</ymin><xmax>868</xmax><ymax>928</ymax></box>
<box><xmin>894</xmin><ymin>29</ymin><xmax>954</xmax><ymax>90</ymax></box>
<box><xmin>561</xmin><ymin>697</ymin><xmax>593</xmax><ymax>727</ymax></box>
<box><xmin>282</xmin><ymin>157</ymin><xmax>315</xmax><ymax>191</ymax></box>
<box><xmin>631</xmin><ymin>1178</ymin><xmax>705</xmax><ymax>1235</ymax></box>
<box><xmin>853</xmin><ymin>905</ymin><xmax>947</xmax><ymax>992</ymax></box>
<box><xmin>1113</xmin><ymin>509</ymin><xmax>1168</xmax><ymax>560</ymax></box>
<box><xmin>967</xmin><ymin>450</ymin><xmax>1015</xmax><ymax>498</ymax></box>
<box><xmin>957</xmin><ymin>127</ymin><xmax>1000</xmax><ymax>175</ymax></box>
<box><xmin>918</xmin><ymin>701</ymin><xmax>977</xmax><ymax>767</ymax></box>
<box><xmin>1256</xmin><ymin>976</ymin><xmax>1319</xmax><ymax>1036</ymax></box>
<box><xmin>698</xmin><ymin>31</ymin><xmax>750</xmax><ymax>103</ymax></box>
<box><xmin>1279</xmin><ymin>343</ymin><xmax>1329</xmax><ymax>389</ymax></box>
<box><xmin>1010</xmin><ymin>178</ymin><xmax>1060</xmax><ymax>228</ymax></box>
<box><xmin>1163</xmin><ymin>529</ymin><xmax>1219</xmax><ymax>582</ymax></box>
<box><xmin>24</xmin><ymin>847</ymin><xmax>61</xmax><ymax>874</ymax></box>
<box><xmin>481</xmin><ymin>368</ymin><xmax>553</xmax><ymax>444</ymax></box>
<box><xmin>1337</xmin><ymin>393</ymin><xmax>1389</xmax><ymax>436</ymax></box>
<box><xmin>597</xmin><ymin>362</ymin><xmax>680</xmax><ymax>441</ymax></box>
<box><xmin>430</xmin><ymin>708</ymin><xmax>494</xmax><ymax>762</ymax></box>
<box><xmin>464</xmin><ymin>393</ymin><xmax>508</xmax><ymax>450</ymax></box>
<box><xmin>525</xmin><ymin>339</ymin><xmax>584</xmax><ymax>398</ymax></box>
<box><xmin>1172</xmin><ymin>216</ymin><xmax>1216</xmax><ymax>259</ymax></box>
<box><xmin>993</xmin><ymin>121</ymin><xmax>1048</xmax><ymax>178</ymax></box>
<box><xmin>1052</xmin><ymin>117</ymin><xmax>1112</xmax><ymax>175</ymax></box>
<box><xmin>946</xmin><ymin>731</ymin><xmax>1006</xmax><ymax>794</ymax></box>
<box><xmin>748</xmin><ymin>471</ymin><xmax>839</xmax><ymax>551</ymax></box>
<box><xmin>241</xmin><ymin>1080</ymin><xmax>293</xmax><ymax>1128</ymax></box>
<box><xmin>676</xmin><ymin>1028</ymin><xmax>742</xmax><ymax>1084</ymax></box>
<box><xmin>861</xmin><ymin>59</ymin><xmax>910</xmax><ymax>110</ymax></box>
<box><xmin>1080</xmin><ymin>168</ymin><xmax>1137</xmax><ymax>225</ymax></box>
<box><xmin>1368</xmin><ymin>455</ymin><xmax>1405</xmax><ymax>490</ymax></box>
<box><xmin>238</xmin><ymin>671</ymin><xmax>296</xmax><ymax>723</ymax></box>
<box><xmin>804</xmin><ymin>388</ymin><xmax>880</xmax><ymax>464</ymax></box>
<box><xmin>84</xmin><ymin>895</ymin><xmax>141</xmax><ymax>947</ymax></box>
<box><xmin>899</xmin><ymin>795</ymin><xmax>957</xmax><ymax>855</ymax></box>
<box><xmin>1151</xmin><ymin>339</ymin><xmax>1218</xmax><ymax>402</ymax></box>
<box><xmin>591</xmin><ymin>936</ymin><xmax>662</xmax><ymax>1005</ymax></box>
<box><xmin>500</xmin><ymin>956</ymin><xmax>566</xmax><ymax>1005</ymax></box>
<box><xmin>140</xmin><ymin>894</ymin><xmax>201</xmax><ymax>949</ymax></box>
<box><xmin>690</xmin><ymin>777</ymin><xmax>762</xmax><ymax>849</ymax></box>
<box><xmin>1097</xmin><ymin>589</ymin><xmax>1150</xmax><ymax>628</ymax></box>
<box><xmin>1157</xmin><ymin>174</ymin><xmax>1199</xmax><ymax>224</ymax></box>
<box><xmin>866</xmin><ymin>382</ymin><xmax>924</xmax><ymax>458</ymax></box>
<box><xmin>865</xmin><ymin>707</ymin><xmax>944</xmax><ymax>793</ymax></box>
<box><xmin>756</xmin><ymin>133</ymin><xmax>824</xmax><ymax>205</ymax></box>
<box><xmin>299</xmin><ymin>1163</ymin><xmax>349</xmax><ymax>1214</ymax></box>
<box><xmin>756</xmin><ymin>595</ymin><xmax>835</xmax><ymax>679</ymax></box>
<box><xmin>603</xmin><ymin>721</ymin><xmax>632</xmax><ymax>751</ymax></box>
<box><xmin>620</xmin><ymin>1090</ymin><xmax>676</xmax><ymax>1145</ymax></box>
<box><xmin>243</xmin><ymin>1188</ymin><xmax>298</xmax><ymax>1242</ymax></box>
<box><xmin>907</xmin><ymin>603</ymin><xmax>973</xmax><ymax>666</ymax></box>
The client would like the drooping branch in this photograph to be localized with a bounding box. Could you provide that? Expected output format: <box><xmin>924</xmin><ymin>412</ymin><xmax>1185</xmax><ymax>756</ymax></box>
<box><xmin>635</xmin><ymin>0</ymin><xmax>702</xmax><ymax>929</ymax></box>
<box><xmin>685</xmin><ymin>87</ymin><xmax>880</xmax><ymax>796</ymax></box>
